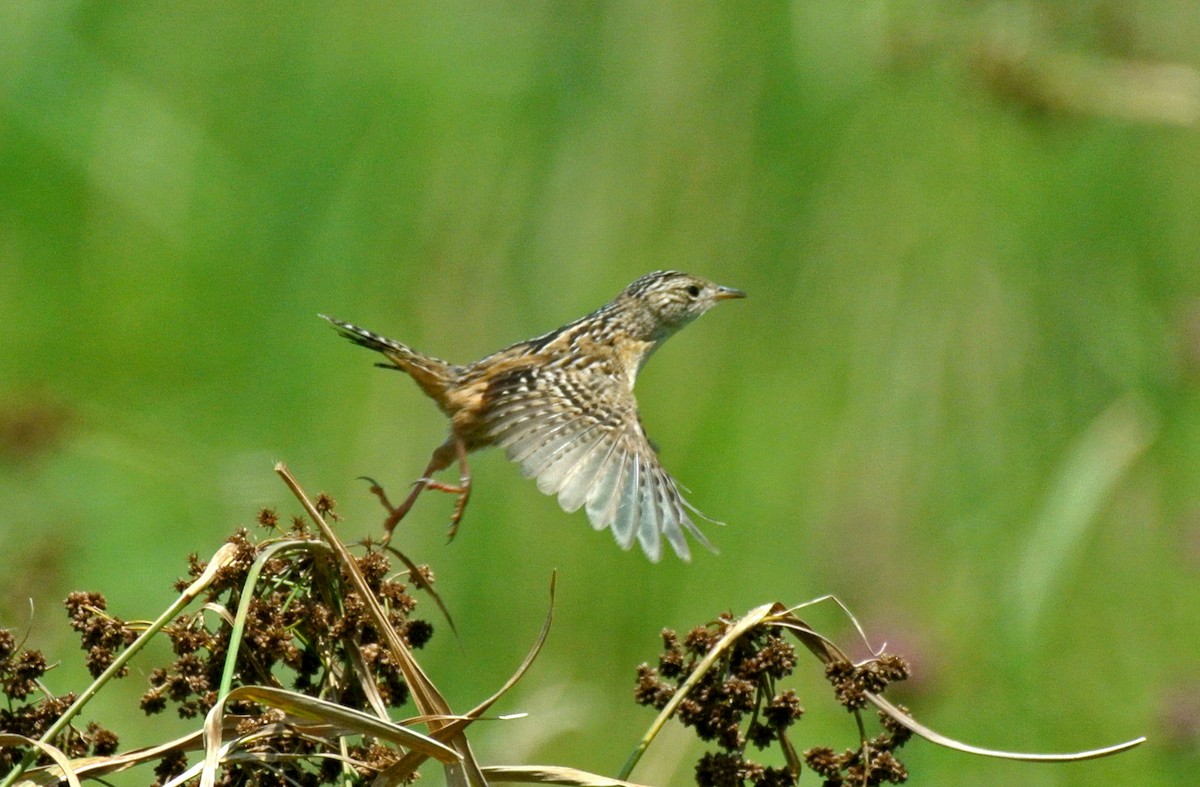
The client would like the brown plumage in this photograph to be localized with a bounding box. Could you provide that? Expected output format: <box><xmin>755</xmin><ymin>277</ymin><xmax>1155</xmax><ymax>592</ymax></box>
<box><xmin>321</xmin><ymin>270</ymin><xmax>745</xmax><ymax>562</ymax></box>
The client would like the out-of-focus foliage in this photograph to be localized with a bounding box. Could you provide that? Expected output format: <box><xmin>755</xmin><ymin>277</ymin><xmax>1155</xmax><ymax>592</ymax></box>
<box><xmin>1</xmin><ymin>3</ymin><xmax>1197</xmax><ymax>784</ymax></box>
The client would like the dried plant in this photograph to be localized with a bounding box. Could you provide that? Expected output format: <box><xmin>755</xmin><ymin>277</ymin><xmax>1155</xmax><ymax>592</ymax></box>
<box><xmin>0</xmin><ymin>465</ymin><xmax>1144</xmax><ymax>787</ymax></box>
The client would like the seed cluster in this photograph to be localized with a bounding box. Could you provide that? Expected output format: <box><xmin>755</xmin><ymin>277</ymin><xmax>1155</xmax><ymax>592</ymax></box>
<box><xmin>802</xmin><ymin>655</ymin><xmax>913</xmax><ymax>785</ymax></box>
<box><xmin>139</xmin><ymin>508</ymin><xmax>434</xmax><ymax>784</ymax></box>
<box><xmin>1</xmin><ymin>499</ymin><xmax>435</xmax><ymax>786</ymax></box>
<box><xmin>0</xmin><ymin>616</ymin><xmax>121</xmax><ymax>772</ymax></box>
<box><xmin>635</xmin><ymin>614</ymin><xmax>913</xmax><ymax>786</ymax></box>
<box><xmin>65</xmin><ymin>590</ymin><xmax>138</xmax><ymax>678</ymax></box>
<box><xmin>822</xmin><ymin>655</ymin><xmax>910</xmax><ymax>711</ymax></box>
<box><xmin>635</xmin><ymin>616</ymin><xmax>804</xmax><ymax>786</ymax></box>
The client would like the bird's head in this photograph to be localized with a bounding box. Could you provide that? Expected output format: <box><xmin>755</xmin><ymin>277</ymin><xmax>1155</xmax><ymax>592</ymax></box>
<box><xmin>619</xmin><ymin>270</ymin><xmax>746</xmax><ymax>338</ymax></box>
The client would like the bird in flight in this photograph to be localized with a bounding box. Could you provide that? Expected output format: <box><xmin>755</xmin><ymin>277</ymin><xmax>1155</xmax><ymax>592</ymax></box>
<box><xmin>322</xmin><ymin>270</ymin><xmax>745</xmax><ymax>561</ymax></box>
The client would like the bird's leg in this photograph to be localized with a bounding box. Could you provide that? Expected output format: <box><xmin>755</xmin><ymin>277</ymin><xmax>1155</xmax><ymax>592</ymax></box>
<box><xmin>373</xmin><ymin>438</ymin><xmax>471</xmax><ymax>543</ymax></box>
<box><xmin>373</xmin><ymin>442</ymin><xmax>456</xmax><ymax>541</ymax></box>
<box><xmin>431</xmin><ymin>436</ymin><xmax>470</xmax><ymax>540</ymax></box>
<box><xmin>417</xmin><ymin>437</ymin><xmax>470</xmax><ymax>540</ymax></box>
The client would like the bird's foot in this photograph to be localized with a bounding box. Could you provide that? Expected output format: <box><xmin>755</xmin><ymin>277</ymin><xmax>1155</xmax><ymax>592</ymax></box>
<box><xmin>357</xmin><ymin>475</ymin><xmax>420</xmax><ymax>542</ymax></box>
<box><xmin>357</xmin><ymin>468</ymin><xmax>470</xmax><ymax>543</ymax></box>
<box><xmin>419</xmin><ymin>477</ymin><xmax>472</xmax><ymax>541</ymax></box>
<box><xmin>358</xmin><ymin>475</ymin><xmax>394</xmax><ymax>509</ymax></box>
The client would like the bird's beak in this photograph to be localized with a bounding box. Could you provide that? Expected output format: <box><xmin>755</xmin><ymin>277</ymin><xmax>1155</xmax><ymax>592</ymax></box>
<box><xmin>714</xmin><ymin>285</ymin><xmax>746</xmax><ymax>301</ymax></box>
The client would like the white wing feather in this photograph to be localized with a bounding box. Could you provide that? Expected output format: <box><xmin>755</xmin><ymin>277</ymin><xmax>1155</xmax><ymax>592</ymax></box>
<box><xmin>485</xmin><ymin>366</ymin><xmax>710</xmax><ymax>561</ymax></box>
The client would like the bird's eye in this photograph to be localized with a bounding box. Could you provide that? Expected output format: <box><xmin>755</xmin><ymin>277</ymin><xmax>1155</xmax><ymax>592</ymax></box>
<box><xmin>686</xmin><ymin>285</ymin><xmax>701</xmax><ymax>297</ymax></box>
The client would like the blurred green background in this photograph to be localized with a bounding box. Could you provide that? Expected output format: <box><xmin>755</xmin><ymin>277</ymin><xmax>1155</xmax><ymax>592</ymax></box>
<box><xmin>2</xmin><ymin>2</ymin><xmax>1198</xmax><ymax>784</ymax></box>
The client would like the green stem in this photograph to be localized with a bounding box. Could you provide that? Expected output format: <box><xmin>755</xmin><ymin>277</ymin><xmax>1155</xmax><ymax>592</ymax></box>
<box><xmin>216</xmin><ymin>539</ymin><xmax>330</xmax><ymax>702</ymax></box>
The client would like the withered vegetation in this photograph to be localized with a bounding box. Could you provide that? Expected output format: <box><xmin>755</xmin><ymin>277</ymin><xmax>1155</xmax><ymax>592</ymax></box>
<box><xmin>0</xmin><ymin>466</ymin><xmax>1143</xmax><ymax>787</ymax></box>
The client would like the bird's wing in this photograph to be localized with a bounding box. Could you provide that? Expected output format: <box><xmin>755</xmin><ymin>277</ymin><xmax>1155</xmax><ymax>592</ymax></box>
<box><xmin>483</xmin><ymin>364</ymin><xmax>713</xmax><ymax>562</ymax></box>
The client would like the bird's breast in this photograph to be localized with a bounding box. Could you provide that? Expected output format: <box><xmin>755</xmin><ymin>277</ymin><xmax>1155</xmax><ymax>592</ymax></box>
<box><xmin>566</xmin><ymin>332</ymin><xmax>655</xmax><ymax>392</ymax></box>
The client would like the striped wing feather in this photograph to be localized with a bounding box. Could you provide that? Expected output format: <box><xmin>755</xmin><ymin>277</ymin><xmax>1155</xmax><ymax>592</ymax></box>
<box><xmin>486</xmin><ymin>366</ymin><xmax>708</xmax><ymax>561</ymax></box>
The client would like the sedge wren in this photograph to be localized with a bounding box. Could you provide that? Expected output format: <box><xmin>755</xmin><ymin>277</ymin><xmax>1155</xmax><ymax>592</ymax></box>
<box><xmin>321</xmin><ymin>270</ymin><xmax>745</xmax><ymax>561</ymax></box>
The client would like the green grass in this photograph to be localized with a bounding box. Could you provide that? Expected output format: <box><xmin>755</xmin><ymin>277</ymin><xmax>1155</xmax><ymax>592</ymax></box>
<box><xmin>2</xmin><ymin>3</ymin><xmax>1198</xmax><ymax>784</ymax></box>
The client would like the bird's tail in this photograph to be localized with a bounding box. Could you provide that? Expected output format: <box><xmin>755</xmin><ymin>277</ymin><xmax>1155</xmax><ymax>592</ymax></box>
<box><xmin>320</xmin><ymin>315</ymin><xmax>457</xmax><ymax>401</ymax></box>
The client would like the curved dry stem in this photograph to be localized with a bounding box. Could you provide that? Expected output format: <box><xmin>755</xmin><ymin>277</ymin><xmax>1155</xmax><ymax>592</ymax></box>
<box><xmin>866</xmin><ymin>692</ymin><xmax>1146</xmax><ymax>762</ymax></box>
<box><xmin>766</xmin><ymin>606</ymin><xmax>1147</xmax><ymax>763</ymax></box>
<box><xmin>376</xmin><ymin>572</ymin><xmax>558</xmax><ymax>785</ymax></box>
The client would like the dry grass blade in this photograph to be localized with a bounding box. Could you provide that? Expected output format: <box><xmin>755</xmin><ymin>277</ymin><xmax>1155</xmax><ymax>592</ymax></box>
<box><xmin>465</xmin><ymin>572</ymin><xmax>556</xmax><ymax>720</ymax></box>
<box><xmin>275</xmin><ymin>464</ymin><xmax>445</xmax><ymax>714</ymax></box>
<box><xmin>2</xmin><ymin>734</ymin><xmax>81</xmax><ymax>787</ymax></box>
<box><xmin>375</xmin><ymin>573</ymin><xmax>558</xmax><ymax>786</ymax></box>
<box><xmin>345</xmin><ymin>635</ymin><xmax>394</xmax><ymax>720</ymax></box>
<box><xmin>16</xmin><ymin>731</ymin><xmax>203</xmax><ymax>785</ymax></box>
<box><xmin>481</xmin><ymin>765</ymin><xmax>654</xmax><ymax>785</ymax></box>
<box><xmin>376</xmin><ymin>718</ymin><xmax>477</xmax><ymax>785</ymax></box>
<box><xmin>200</xmin><ymin>693</ymin><xmax>230</xmax><ymax>787</ymax></box>
<box><xmin>276</xmin><ymin>463</ymin><xmax>487</xmax><ymax>787</ymax></box>
<box><xmin>624</xmin><ymin>601</ymin><xmax>1145</xmax><ymax>782</ymax></box>
<box><xmin>230</xmin><ymin>686</ymin><xmax>459</xmax><ymax>761</ymax></box>
<box><xmin>760</xmin><ymin>605</ymin><xmax>851</xmax><ymax>665</ymax></box>
<box><xmin>198</xmin><ymin>685</ymin><xmax>464</xmax><ymax>787</ymax></box>
<box><xmin>865</xmin><ymin>692</ymin><xmax>1146</xmax><ymax>762</ymax></box>
<box><xmin>167</xmin><ymin>752</ymin><xmax>346</xmax><ymax>787</ymax></box>
<box><xmin>762</xmin><ymin>607</ymin><xmax>1146</xmax><ymax>763</ymax></box>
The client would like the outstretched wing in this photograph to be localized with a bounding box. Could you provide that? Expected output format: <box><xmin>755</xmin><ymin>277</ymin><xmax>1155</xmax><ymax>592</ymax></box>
<box><xmin>483</xmin><ymin>364</ymin><xmax>713</xmax><ymax>562</ymax></box>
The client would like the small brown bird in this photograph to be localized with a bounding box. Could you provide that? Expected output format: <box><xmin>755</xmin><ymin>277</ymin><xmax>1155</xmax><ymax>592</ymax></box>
<box><xmin>321</xmin><ymin>270</ymin><xmax>745</xmax><ymax>561</ymax></box>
